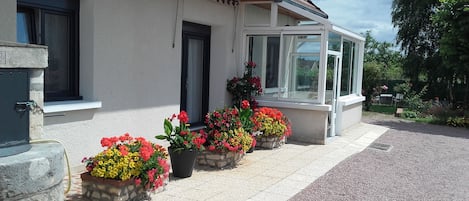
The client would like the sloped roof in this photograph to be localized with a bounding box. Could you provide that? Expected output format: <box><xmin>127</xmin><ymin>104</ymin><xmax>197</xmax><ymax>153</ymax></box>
<box><xmin>286</xmin><ymin>0</ymin><xmax>328</xmax><ymax>19</ymax></box>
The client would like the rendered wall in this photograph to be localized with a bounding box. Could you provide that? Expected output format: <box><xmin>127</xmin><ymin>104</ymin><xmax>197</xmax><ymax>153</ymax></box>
<box><xmin>39</xmin><ymin>0</ymin><xmax>237</xmax><ymax>168</ymax></box>
<box><xmin>273</xmin><ymin>107</ymin><xmax>328</xmax><ymax>145</ymax></box>
<box><xmin>338</xmin><ymin>102</ymin><xmax>363</xmax><ymax>135</ymax></box>
<box><xmin>0</xmin><ymin>0</ymin><xmax>16</xmax><ymax>41</ymax></box>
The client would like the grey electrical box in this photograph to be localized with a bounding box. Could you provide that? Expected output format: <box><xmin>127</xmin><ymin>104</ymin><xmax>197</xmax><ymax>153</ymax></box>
<box><xmin>0</xmin><ymin>69</ymin><xmax>31</xmax><ymax>157</ymax></box>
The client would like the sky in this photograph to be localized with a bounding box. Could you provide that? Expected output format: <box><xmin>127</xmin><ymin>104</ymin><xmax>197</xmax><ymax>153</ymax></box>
<box><xmin>313</xmin><ymin>0</ymin><xmax>397</xmax><ymax>43</ymax></box>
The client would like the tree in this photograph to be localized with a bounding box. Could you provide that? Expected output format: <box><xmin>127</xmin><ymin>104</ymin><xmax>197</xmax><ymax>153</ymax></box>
<box><xmin>391</xmin><ymin>0</ymin><xmax>441</xmax><ymax>84</ymax></box>
<box><xmin>433</xmin><ymin>0</ymin><xmax>469</xmax><ymax>106</ymax></box>
<box><xmin>362</xmin><ymin>31</ymin><xmax>403</xmax><ymax>110</ymax></box>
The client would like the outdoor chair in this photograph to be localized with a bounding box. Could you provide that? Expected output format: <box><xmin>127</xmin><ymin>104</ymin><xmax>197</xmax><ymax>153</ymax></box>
<box><xmin>393</xmin><ymin>93</ymin><xmax>404</xmax><ymax>106</ymax></box>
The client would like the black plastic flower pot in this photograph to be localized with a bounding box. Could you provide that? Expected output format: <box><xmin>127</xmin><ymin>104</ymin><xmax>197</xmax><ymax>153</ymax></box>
<box><xmin>168</xmin><ymin>148</ymin><xmax>197</xmax><ymax>178</ymax></box>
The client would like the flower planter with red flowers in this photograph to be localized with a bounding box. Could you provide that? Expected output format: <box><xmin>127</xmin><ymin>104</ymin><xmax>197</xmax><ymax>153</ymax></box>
<box><xmin>198</xmin><ymin>107</ymin><xmax>253</xmax><ymax>168</ymax></box>
<box><xmin>253</xmin><ymin>107</ymin><xmax>292</xmax><ymax>149</ymax></box>
<box><xmin>81</xmin><ymin>133</ymin><xmax>170</xmax><ymax>200</ymax></box>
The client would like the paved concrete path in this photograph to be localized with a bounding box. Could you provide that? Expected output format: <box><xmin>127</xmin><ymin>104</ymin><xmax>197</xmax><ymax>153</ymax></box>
<box><xmin>65</xmin><ymin>120</ymin><xmax>388</xmax><ymax>201</ymax></box>
<box><xmin>291</xmin><ymin>113</ymin><xmax>469</xmax><ymax>201</ymax></box>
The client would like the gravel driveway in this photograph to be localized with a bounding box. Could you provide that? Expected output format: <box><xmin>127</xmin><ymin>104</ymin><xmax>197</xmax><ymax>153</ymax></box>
<box><xmin>290</xmin><ymin>113</ymin><xmax>469</xmax><ymax>201</ymax></box>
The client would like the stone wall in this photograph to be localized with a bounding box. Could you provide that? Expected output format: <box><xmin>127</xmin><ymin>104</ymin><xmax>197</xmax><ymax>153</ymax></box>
<box><xmin>0</xmin><ymin>41</ymin><xmax>47</xmax><ymax>140</ymax></box>
<box><xmin>81</xmin><ymin>173</ymin><xmax>150</xmax><ymax>201</ymax></box>
<box><xmin>0</xmin><ymin>41</ymin><xmax>65</xmax><ymax>201</ymax></box>
<box><xmin>197</xmin><ymin>150</ymin><xmax>244</xmax><ymax>169</ymax></box>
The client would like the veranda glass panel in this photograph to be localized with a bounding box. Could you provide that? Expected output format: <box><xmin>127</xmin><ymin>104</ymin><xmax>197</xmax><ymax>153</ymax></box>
<box><xmin>247</xmin><ymin>35</ymin><xmax>280</xmax><ymax>99</ymax></box>
<box><xmin>280</xmin><ymin>35</ymin><xmax>321</xmax><ymax>102</ymax></box>
<box><xmin>328</xmin><ymin>32</ymin><xmax>341</xmax><ymax>51</ymax></box>
<box><xmin>340</xmin><ymin>39</ymin><xmax>356</xmax><ymax>96</ymax></box>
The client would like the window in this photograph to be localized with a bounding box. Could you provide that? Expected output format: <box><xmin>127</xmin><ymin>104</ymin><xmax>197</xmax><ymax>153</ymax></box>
<box><xmin>247</xmin><ymin>34</ymin><xmax>321</xmax><ymax>102</ymax></box>
<box><xmin>340</xmin><ymin>39</ymin><xmax>357</xmax><ymax>96</ymax></box>
<box><xmin>280</xmin><ymin>34</ymin><xmax>321</xmax><ymax>101</ymax></box>
<box><xmin>17</xmin><ymin>0</ymin><xmax>80</xmax><ymax>101</ymax></box>
<box><xmin>248</xmin><ymin>35</ymin><xmax>280</xmax><ymax>97</ymax></box>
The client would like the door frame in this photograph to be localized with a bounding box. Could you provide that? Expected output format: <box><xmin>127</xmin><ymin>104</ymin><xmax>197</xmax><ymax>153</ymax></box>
<box><xmin>181</xmin><ymin>21</ymin><xmax>211</xmax><ymax>127</ymax></box>
<box><xmin>327</xmin><ymin>51</ymin><xmax>342</xmax><ymax>137</ymax></box>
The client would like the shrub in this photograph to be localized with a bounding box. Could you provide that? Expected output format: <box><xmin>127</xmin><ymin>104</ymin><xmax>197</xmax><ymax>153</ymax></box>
<box><xmin>446</xmin><ymin>117</ymin><xmax>467</xmax><ymax>127</ymax></box>
<box><xmin>394</xmin><ymin>82</ymin><xmax>429</xmax><ymax>113</ymax></box>
<box><xmin>403</xmin><ymin>110</ymin><xmax>418</xmax><ymax>119</ymax></box>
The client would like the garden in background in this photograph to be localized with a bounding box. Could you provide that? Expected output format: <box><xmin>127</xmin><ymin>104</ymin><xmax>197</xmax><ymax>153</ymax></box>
<box><xmin>362</xmin><ymin>0</ymin><xmax>468</xmax><ymax>128</ymax></box>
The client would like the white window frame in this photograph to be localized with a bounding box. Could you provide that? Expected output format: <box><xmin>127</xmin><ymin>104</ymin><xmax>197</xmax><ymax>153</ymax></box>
<box><xmin>243</xmin><ymin>30</ymin><xmax>326</xmax><ymax>104</ymax></box>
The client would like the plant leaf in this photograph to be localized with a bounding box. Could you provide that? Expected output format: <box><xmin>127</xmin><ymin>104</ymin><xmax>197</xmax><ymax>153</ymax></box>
<box><xmin>155</xmin><ymin>135</ymin><xmax>167</xmax><ymax>140</ymax></box>
<box><xmin>164</xmin><ymin>119</ymin><xmax>173</xmax><ymax>135</ymax></box>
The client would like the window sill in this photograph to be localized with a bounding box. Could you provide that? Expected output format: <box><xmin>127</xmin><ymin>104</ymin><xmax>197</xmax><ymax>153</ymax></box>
<box><xmin>44</xmin><ymin>100</ymin><xmax>102</xmax><ymax>114</ymax></box>
<box><xmin>338</xmin><ymin>95</ymin><xmax>365</xmax><ymax>106</ymax></box>
<box><xmin>257</xmin><ymin>100</ymin><xmax>331</xmax><ymax>111</ymax></box>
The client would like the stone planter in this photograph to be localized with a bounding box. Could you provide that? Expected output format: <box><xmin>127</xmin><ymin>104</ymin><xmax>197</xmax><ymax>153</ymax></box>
<box><xmin>81</xmin><ymin>173</ymin><xmax>150</xmax><ymax>201</ymax></box>
<box><xmin>256</xmin><ymin>136</ymin><xmax>285</xmax><ymax>149</ymax></box>
<box><xmin>196</xmin><ymin>150</ymin><xmax>244</xmax><ymax>169</ymax></box>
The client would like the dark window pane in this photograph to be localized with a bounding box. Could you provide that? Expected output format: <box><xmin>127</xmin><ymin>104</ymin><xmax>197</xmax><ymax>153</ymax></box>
<box><xmin>17</xmin><ymin>12</ymin><xmax>32</xmax><ymax>44</ymax></box>
<box><xmin>43</xmin><ymin>12</ymin><xmax>70</xmax><ymax>96</ymax></box>
<box><xmin>266</xmin><ymin>37</ymin><xmax>279</xmax><ymax>88</ymax></box>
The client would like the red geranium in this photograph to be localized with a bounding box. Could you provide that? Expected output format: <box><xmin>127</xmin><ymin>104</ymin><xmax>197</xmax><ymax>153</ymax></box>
<box><xmin>156</xmin><ymin>110</ymin><xmax>206</xmax><ymax>153</ymax></box>
<box><xmin>227</xmin><ymin>61</ymin><xmax>263</xmax><ymax>108</ymax></box>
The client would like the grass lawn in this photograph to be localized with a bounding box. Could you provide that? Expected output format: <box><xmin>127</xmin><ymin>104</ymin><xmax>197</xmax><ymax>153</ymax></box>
<box><xmin>367</xmin><ymin>104</ymin><xmax>397</xmax><ymax>115</ymax></box>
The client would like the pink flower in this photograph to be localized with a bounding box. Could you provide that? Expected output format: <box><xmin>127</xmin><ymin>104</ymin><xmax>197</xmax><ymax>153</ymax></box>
<box><xmin>135</xmin><ymin>178</ymin><xmax>142</xmax><ymax>186</ymax></box>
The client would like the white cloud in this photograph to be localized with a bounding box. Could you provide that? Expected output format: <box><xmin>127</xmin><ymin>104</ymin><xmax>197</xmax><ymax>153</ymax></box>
<box><xmin>313</xmin><ymin>0</ymin><xmax>397</xmax><ymax>43</ymax></box>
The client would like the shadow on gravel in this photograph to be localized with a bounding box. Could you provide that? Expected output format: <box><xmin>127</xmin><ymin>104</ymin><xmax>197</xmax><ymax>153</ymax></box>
<box><xmin>368</xmin><ymin>119</ymin><xmax>469</xmax><ymax>140</ymax></box>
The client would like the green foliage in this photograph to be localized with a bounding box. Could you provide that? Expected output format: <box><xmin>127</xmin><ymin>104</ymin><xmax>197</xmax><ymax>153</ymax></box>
<box><xmin>393</xmin><ymin>0</ymin><xmax>469</xmax><ymax>107</ymax></box>
<box><xmin>392</xmin><ymin>0</ymin><xmax>441</xmax><ymax>83</ymax></box>
<box><xmin>394</xmin><ymin>81</ymin><xmax>430</xmax><ymax>112</ymax></box>
<box><xmin>361</xmin><ymin>31</ymin><xmax>403</xmax><ymax>110</ymax></box>
<box><xmin>446</xmin><ymin>116</ymin><xmax>467</xmax><ymax>127</ymax></box>
<box><xmin>403</xmin><ymin>110</ymin><xmax>418</xmax><ymax>118</ymax></box>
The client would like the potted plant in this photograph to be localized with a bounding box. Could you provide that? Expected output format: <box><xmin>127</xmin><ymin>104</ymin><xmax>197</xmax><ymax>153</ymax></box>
<box><xmin>155</xmin><ymin>111</ymin><xmax>206</xmax><ymax>178</ymax></box>
<box><xmin>197</xmin><ymin>107</ymin><xmax>253</xmax><ymax>168</ymax></box>
<box><xmin>239</xmin><ymin>100</ymin><xmax>259</xmax><ymax>153</ymax></box>
<box><xmin>227</xmin><ymin>61</ymin><xmax>263</xmax><ymax>108</ymax></box>
<box><xmin>253</xmin><ymin>107</ymin><xmax>292</xmax><ymax>149</ymax></box>
<box><xmin>81</xmin><ymin>133</ymin><xmax>170</xmax><ymax>200</ymax></box>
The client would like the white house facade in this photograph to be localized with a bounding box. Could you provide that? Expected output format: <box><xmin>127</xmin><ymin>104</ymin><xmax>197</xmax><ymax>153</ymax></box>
<box><xmin>0</xmin><ymin>0</ymin><xmax>365</xmax><ymax>168</ymax></box>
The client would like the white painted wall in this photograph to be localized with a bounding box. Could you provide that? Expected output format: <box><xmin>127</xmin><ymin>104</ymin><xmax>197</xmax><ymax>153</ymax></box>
<box><xmin>39</xmin><ymin>0</ymin><xmax>237</xmax><ymax>168</ymax></box>
<box><xmin>244</xmin><ymin>3</ymin><xmax>298</xmax><ymax>27</ymax></box>
<box><xmin>0</xmin><ymin>0</ymin><xmax>16</xmax><ymax>41</ymax></box>
<box><xmin>274</xmin><ymin>107</ymin><xmax>328</xmax><ymax>144</ymax></box>
<box><xmin>339</xmin><ymin>102</ymin><xmax>363</xmax><ymax>132</ymax></box>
